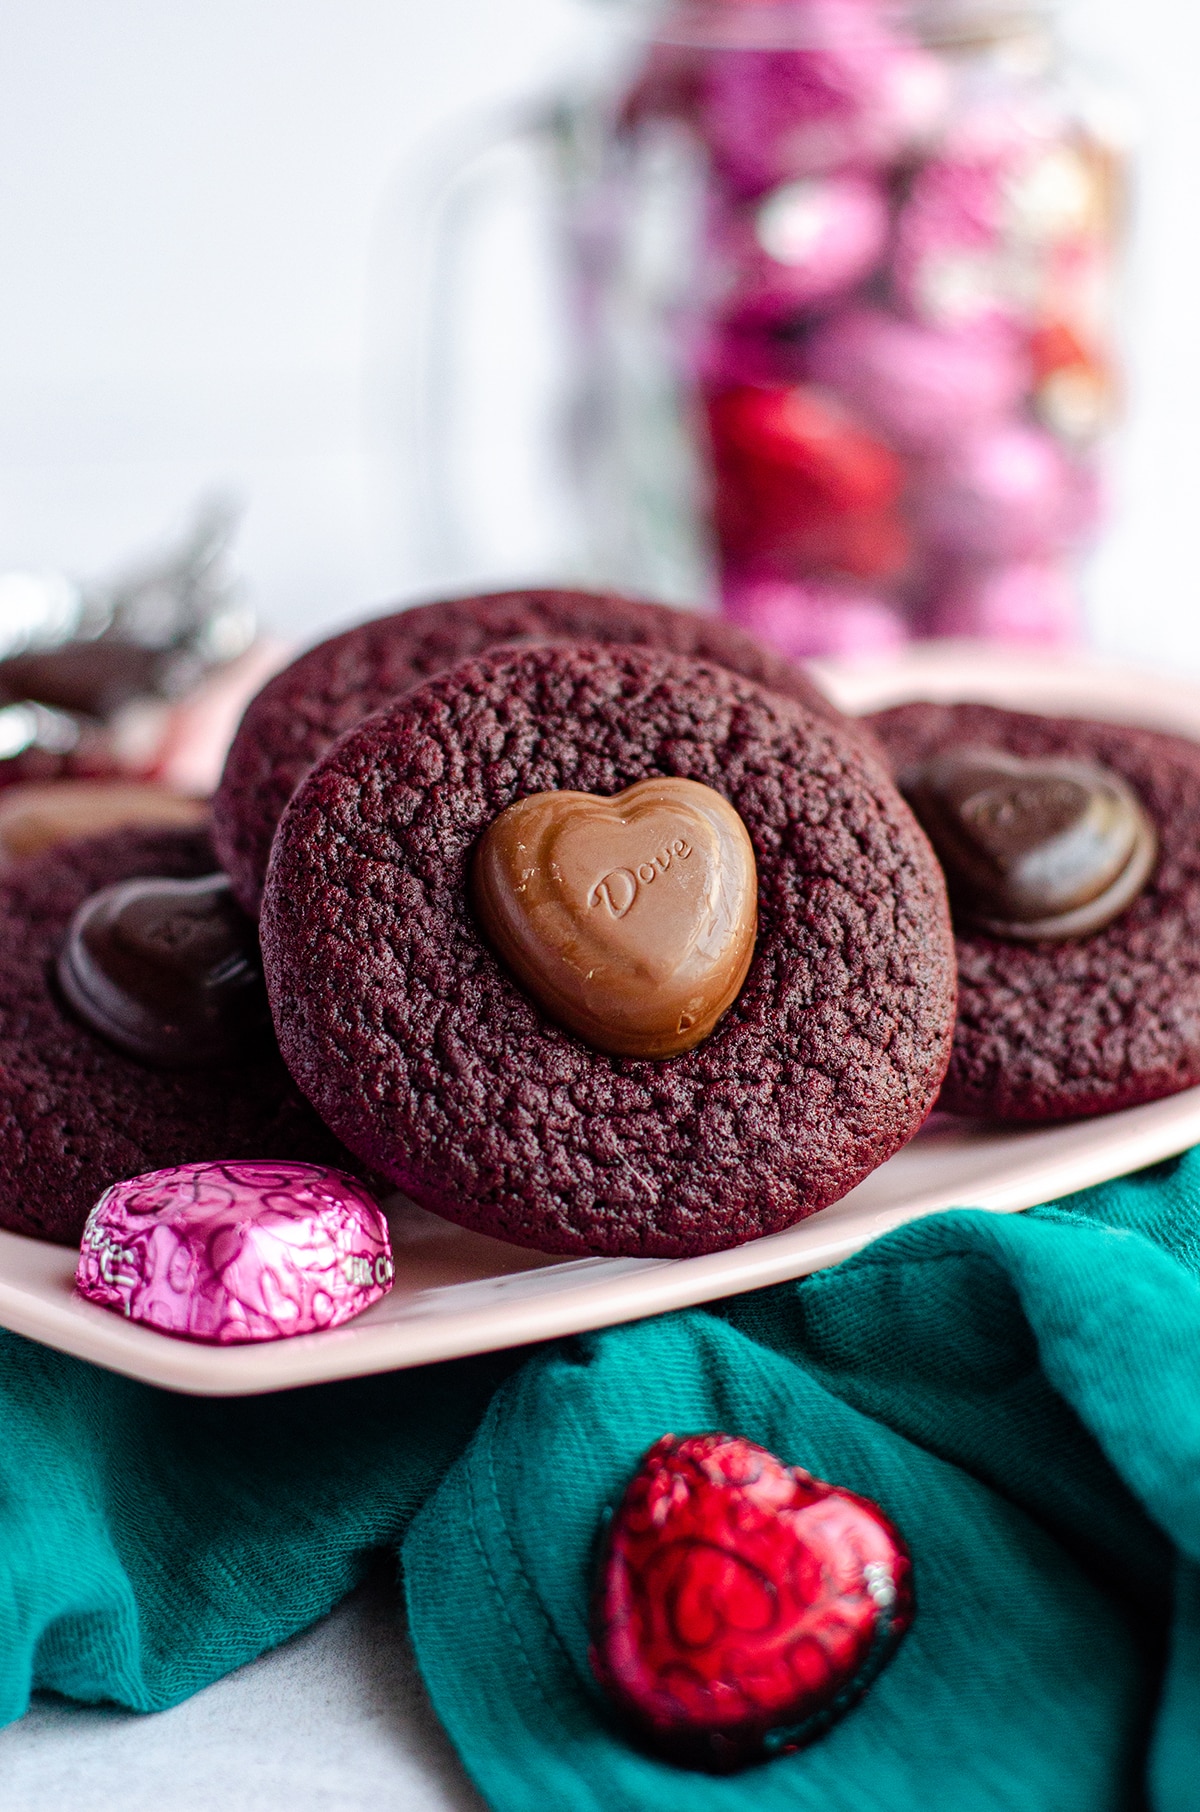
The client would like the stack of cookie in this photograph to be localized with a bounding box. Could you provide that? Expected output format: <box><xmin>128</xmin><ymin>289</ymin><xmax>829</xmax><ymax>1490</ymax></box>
<box><xmin>868</xmin><ymin>702</ymin><xmax>1200</xmax><ymax>1123</ymax></box>
<box><xmin>3</xmin><ymin>589</ymin><xmax>1198</xmax><ymax>1269</ymax></box>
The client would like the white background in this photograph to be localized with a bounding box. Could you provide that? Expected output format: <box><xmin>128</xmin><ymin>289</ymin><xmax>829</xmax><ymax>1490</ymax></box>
<box><xmin>0</xmin><ymin>0</ymin><xmax>1196</xmax><ymax>665</ymax></box>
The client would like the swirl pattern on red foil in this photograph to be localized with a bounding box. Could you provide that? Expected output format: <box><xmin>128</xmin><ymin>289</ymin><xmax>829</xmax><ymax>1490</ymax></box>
<box><xmin>76</xmin><ymin>1159</ymin><xmax>393</xmax><ymax>1344</ymax></box>
<box><xmin>589</xmin><ymin>1432</ymin><xmax>913</xmax><ymax>1772</ymax></box>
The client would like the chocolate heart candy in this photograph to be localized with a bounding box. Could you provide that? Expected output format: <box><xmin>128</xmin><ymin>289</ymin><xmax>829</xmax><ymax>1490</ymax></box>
<box><xmin>471</xmin><ymin>777</ymin><xmax>757</xmax><ymax>1058</ymax></box>
<box><xmin>58</xmin><ymin>872</ymin><xmax>271</xmax><ymax>1066</ymax></box>
<box><xmin>590</xmin><ymin>1433</ymin><xmax>914</xmax><ymax>1771</ymax></box>
<box><xmin>903</xmin><ymin>746</ymin><xmax>1157</xmax><ymax>940</ymax></box>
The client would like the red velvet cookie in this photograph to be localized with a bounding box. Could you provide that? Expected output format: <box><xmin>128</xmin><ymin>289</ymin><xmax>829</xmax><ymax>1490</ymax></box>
<box><xmin>213</xmin><ymin>589</ymin><xmax>851</xmax><ymax>916</ymax></box>
<box><xmin>261</xmin><ymin>644</ymin><xmax>954</xmax><ymax>1257</ymax></box>
<box><xmin>870</xmin><ymin>700</ymin><xmax>1200</xmax><ymax>1121</ymax></box>
<box><xmin>0</xmin><ymin>825</ymin><xmax>353</xmax><ymax>1244</ymax></box>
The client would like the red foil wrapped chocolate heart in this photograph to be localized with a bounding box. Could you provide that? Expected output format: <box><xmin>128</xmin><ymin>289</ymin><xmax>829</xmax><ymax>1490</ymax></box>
<box><xmin>590</xmin><ymin>1432</ymin><xmax>913</xmax><ymax>1772</ymax></box>
<box><xmin>705</xmin><ymin>384</ymin><xmax>909</xmax><ymax>580</ymax></box>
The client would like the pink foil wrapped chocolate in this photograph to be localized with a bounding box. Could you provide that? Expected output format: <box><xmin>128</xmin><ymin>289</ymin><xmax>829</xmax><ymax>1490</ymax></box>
<box><xmin>698</xmin><ymin>5</ymin><xmax>947</xmax><ymax>192</ymax></box>
<box><xmin>805</xmin><ymin>305</ymin><xmax>1027</xmax><ymax>454</ymax></box>
<box><xmin>927</xmin><ymin>557</ymin><xmax>1080</xmax><ymax>645</ymax></box>
<box><xmin>76</xmin><ymin>1159</ymin><xmax>393</xmax><ymax>1343</ymax></box>
<box><xmin>892</xmin><ymin>115</ymin><xmax>1114</xmax><ymax>333</ymax></box>
<box><xmin>722</xmin><ymin>570</ymin><xmax>907</xmax><ymax>658</ymax></box>
<box><xmin>915</xmin><ymin>421</ymin><xmax>1077</xmax><ymax>559</ymax></box>
<box><xmin>716</xmin><ymin>175</ymin><xmax>890</xmax><ymax>324</ymax></box>
<box><xmin>892</xmin><ymin>143</ymin><xmax>1018</xmax><ymax>331</ymax></box>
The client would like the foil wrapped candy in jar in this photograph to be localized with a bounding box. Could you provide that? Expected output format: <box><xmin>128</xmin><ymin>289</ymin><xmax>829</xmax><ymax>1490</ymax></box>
<box><xmin>560</xmin><ymin>0</ymin><xmax>1128</xmax><ymax>656</ymax></box>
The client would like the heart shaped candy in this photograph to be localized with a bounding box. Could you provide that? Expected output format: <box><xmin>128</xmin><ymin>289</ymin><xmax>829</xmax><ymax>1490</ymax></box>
<box><xmin>590</xmin><ymin>1433</ymin><xmax>913</xmax><ymax>1771</ymax></box>
<box><xmin>902</xmin><ymin>746</ymin><xmax>1157</xmax><ymax>940</ymax></box>
<box><xmin>471</xmin><ymin>778</ymin><xmax>757</xmax><ymax>1058</ymax></box>
<box><xmin>57</xmin><ymin>872</ymin><xmax>271</xmax><ymax>1066</ymax></box>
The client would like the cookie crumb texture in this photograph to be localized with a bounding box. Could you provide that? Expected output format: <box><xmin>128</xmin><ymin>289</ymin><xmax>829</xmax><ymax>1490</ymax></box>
<box><xmin>213</xmin><ymin>588</ymin><xmax>847</xmax><ymax>916</ymax></box>
<box><xmin>871</xmin><ymin>700</ymin><xmax>1200</xmax><ymax>1121</ymax></box>
<box><xmin>262</xmin><ymin>646</ymin><xmax>955</xmax><ymax>1257</ymax></box>
<box><xmin>0</xmin><ymin>827</ymin><xmax>351</xmax><ymax>1244</ymax></box>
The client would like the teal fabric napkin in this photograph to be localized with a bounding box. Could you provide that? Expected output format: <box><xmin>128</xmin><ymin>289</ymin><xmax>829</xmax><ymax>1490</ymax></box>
<box><xmin>7</xmin><ymin>1152</ymin><xmax>1200</xmax><ymax>1811</ymax></box>
<box><xmin>0</xmin><ymin>1330</ymin><xmax>514</xmax><ymax>1725</ymax></box>
<box><xmin>405</xmin><ymin>1153</ymin><xmax>1200</xmax><ymax>1812</ymax></box>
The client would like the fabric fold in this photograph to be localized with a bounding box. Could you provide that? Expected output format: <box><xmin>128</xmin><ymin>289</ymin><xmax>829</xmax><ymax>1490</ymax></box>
<box><xmin>0</xmin><ymin>1336</ymin><xmax>511</xmax><ymax>1727</ymax></box>
<box><xmin>405</xmin><ymin>1152</ymin><xmax>1200</xmax><ymax>1810</ymax></box>
<box><xmin>5</xmin><ymin>1149</ymin><xmax>1200</xmax><ymax>1811</ymax></box>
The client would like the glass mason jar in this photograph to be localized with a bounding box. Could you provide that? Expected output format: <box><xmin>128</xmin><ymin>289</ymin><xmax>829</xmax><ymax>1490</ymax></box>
<box><xmin>549</xmin><ymin>0</ymin><xmax>1129</xmax><ymax>657</ymax></box>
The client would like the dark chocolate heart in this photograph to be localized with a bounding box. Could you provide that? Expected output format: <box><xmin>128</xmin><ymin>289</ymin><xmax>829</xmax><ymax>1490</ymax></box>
<box><xmin>57</xmin><ymin>873</ymin><xmax>271</xmax><ymax>1066</ymax></box>
<box><xmin>902</xmin><ymin>746</ymin><xmax>1157</xmax><ymax>940</ymax></box>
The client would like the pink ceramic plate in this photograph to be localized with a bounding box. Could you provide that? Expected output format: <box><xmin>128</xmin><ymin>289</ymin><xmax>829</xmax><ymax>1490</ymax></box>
<box><xmin>2</xmin><ymin>642</ymin><xmax>1197</xmax><ymax>1395</ymax></box>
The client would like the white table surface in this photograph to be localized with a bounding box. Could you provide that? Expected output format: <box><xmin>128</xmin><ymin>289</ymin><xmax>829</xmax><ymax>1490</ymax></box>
<box><xmin>0</xmin><ymin>1568</ymin><xmax>484</xmax><ymax>1812</ymax></box>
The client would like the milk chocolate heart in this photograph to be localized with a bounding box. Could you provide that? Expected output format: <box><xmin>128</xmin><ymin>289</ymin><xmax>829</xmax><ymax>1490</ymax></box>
<box><xmin>57</xmin><ymin>872</ymin><xmax>272</xmax><ymax>1066</ymax></box>
<box><xmin>471</xmin><ymin>777</ymin><xmax>757</xmax><ymax>1058</ymax></box>
<box><xmin>902</xmin><ymin>746</ymin><xmax>1157</xmax><ymax>940</ymax></box>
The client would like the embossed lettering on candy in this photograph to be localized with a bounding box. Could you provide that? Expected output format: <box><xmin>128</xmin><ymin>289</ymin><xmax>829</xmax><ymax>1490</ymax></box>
<box><xmin>76</xmin><ymin>1161</ymin><xmax>393</xmax><ymax>1343</ymax></box>
<box><xmin>902</xmin><ymin>746</ymin><xmax>1157</xmax><ymax>940</ymax></box>
<box><xmin>471</xmin><ymin>777</ymin><xmax>758</xmax><ymax>1059</ymax></box>
<box><xmin>57</xmin><ymin>872</ymin><xmax>271</xmax><ymax>1067</ymax></box>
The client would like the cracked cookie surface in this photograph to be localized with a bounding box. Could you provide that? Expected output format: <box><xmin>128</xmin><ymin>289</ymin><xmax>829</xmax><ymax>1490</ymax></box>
<box><xmin>214</xmin><ymin>589</ymin><xmax>851</xmax><ymax>916</ymax></box>
<box><xmin>870</xmin><ymin>700</ymin><xmax>1200</xmax><ymax>1121</ymax></box>
<box><xmin>261</xmin><ymin>644</ymin><xmax>954</xmax><ymax>1257</ymax></box>
<box><xmin>0</xmin><ymin>826</ymin><xmax>353</xmax><ymax>1244</ymax></box>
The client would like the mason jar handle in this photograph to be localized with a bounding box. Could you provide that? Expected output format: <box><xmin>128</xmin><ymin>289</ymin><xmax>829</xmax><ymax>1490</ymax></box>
<box><xmin>365</xmin><ymin>98</ymin><xmax>577</xmax><ymax>587</ymax></box>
